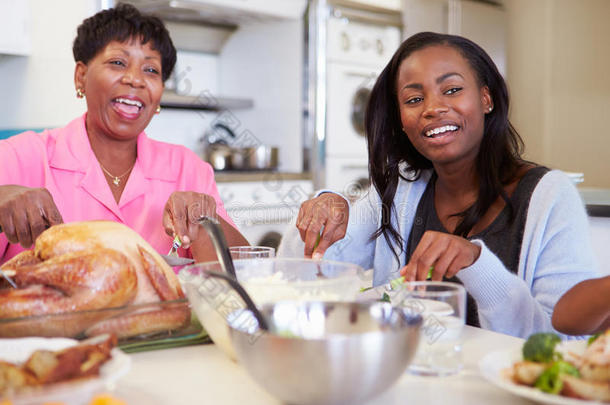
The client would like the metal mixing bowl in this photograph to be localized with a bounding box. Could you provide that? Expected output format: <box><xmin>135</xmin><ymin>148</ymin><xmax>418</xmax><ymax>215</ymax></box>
<box><xmin>228</xmin><ymin>301</ymin><xmax>422</xmax><ymax>405</ymax></box>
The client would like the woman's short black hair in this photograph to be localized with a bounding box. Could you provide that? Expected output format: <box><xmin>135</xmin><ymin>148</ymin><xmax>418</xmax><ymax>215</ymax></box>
<box><xmin>366</xmin><ymin>31</ymin><xmax>525</xmax><ymax>259</ymax></box>
<box><xmin>73</xmin><ymin>3</ymin><xmax>176</xmax><ymax>82</ymax></box>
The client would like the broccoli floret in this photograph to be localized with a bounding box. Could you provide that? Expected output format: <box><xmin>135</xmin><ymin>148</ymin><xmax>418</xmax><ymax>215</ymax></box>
<box><xmin>587</xmin><ymin>332</ymin><xmax>601</xmax><ymax>346</ymax></box>
<box><xmin>378</xmin><ymin>292</ymin><xmax>391</xmax><ymax>303</ymax></box>
<box><xmin>522</xmin><ymin>333</ymin><xmax>562</xmax><ymax>363</ymax></box>
<box><xmin>534</xmin><ymin>361</ymin><xmax>580</xmax><ymax>394</ymax></box>
<box><xmin>389</xmin><ymin>276</ymin><xmax>406</xmax><ymax>290</ymax></box>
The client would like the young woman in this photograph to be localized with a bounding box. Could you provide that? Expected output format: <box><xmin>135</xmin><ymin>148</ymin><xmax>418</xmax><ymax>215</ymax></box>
<box><xmin>286</xmin><ymin>32</ymin><xmax>598</xmax><ymax>338</ymax></box>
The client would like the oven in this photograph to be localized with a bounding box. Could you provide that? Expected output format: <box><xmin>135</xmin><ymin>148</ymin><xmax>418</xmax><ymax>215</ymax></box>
<box><xmin>326</xmin><ymin>63</ymin><xmax>378</xmax><ymax>160</ymax></box>
<box><xmin>216</xmin><ymin>178</ymin><xmax>313</xmax><ymax>250</ymax></box>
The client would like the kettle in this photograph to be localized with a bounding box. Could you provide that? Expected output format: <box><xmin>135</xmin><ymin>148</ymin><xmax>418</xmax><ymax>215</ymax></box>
<box><xmin>200</xmin><ymin>123</ymin><xmax>237</xmax><ymax>171</ymax></box>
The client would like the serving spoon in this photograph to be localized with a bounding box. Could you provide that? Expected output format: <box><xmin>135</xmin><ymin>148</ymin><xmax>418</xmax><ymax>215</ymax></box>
<box><xmin>200</xmin><ymin>269</ymin><xmax>269</xmax><ymax>331</ymax></box>
<box><xmin>194</xmin><ymin>216</ymin><xmax>270</xmax><ymax>330</ymax></box>
<box><xmin>198</xmin><ymin>216</ymin><xmax>237</xmax><ymax>278</ymax></box>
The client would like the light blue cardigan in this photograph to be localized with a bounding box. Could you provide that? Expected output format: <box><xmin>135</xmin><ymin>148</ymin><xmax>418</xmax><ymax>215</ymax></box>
<box><xmin>279</xmin><ymin>168</ymin><xmax>599</xmax><ymax>338</ymax></box>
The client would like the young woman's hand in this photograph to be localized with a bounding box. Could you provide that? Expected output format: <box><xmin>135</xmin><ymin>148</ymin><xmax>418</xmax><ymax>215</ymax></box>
<box><xmin>163</xmin><ymin>191</ymin><xmax>218</xmax><ymax>249</ymax></box>
<box><xmin>400</xmin><ymin>230</ymin><xmax>481</xmax><ymax>281</ymax></box>
<box><xmin>0</xmin><ymin>185</ymin><xmax>63</xmax><ymax>248</ymax></box>
<box><xmin>296</xmin><ymin>193</ymin><xmax>349</xmax><ymax>259</ymax></box>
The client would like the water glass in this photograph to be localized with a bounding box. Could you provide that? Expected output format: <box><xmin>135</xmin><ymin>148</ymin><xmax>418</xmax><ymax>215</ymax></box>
<box><xmin>395</xmin><ymin>281</ymin><xmax>466</xmax><ymax>376</ymax></box>
<box><xmin>229</xmin><ymin>246</ymin><xmax>275</xmax><ymax>259</ymax></box>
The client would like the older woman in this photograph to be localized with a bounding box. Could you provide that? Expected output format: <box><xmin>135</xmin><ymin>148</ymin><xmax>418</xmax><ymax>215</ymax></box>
<box><xmin>285</xmin><ymin>32</ymin><xmax>599</xmax><ymax>338</ymax></box>
<box><xmin>0</xmin><ymin>4</ymin><xmax>247</xmax><ymax>263</ymax></box>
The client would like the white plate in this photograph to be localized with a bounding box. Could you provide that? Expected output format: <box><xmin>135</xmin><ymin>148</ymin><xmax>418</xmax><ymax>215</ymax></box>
<box><xmin>478</xmin><ymin>340</ymin><xmax>596</xmax><ymax>405</ymax></box>
<box><xmin>0</xmin><ymin>337</ymin><xmax>131</xmax><ymax>405</ymax></box>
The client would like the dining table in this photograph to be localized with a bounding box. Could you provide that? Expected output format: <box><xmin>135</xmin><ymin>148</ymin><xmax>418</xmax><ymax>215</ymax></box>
<box><xmin>112</xmin><ymin>325</ymin><xmax>537</xmax><ymax>404</ymax></box>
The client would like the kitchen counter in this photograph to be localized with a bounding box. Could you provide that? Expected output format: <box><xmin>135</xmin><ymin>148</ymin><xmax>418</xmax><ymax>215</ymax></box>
<box><xmin>214</xmin><ymin>171</ymin><xmax>312</xmax><ymax>183</ymax></box>
<box><xmin>579</xmin><ymin>187</ymin><xmax>610</xmax><ymax>217</ymax></box>
<box><xmin>114</xmin><ymin>326</ymin><xmax>528</xmax><ymax>404</ymax></box>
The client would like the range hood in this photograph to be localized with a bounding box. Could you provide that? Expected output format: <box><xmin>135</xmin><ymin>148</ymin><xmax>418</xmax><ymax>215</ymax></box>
<box><xmin>122</xmin><ymin>0</ymin><xmax>307</xmax><ymax>111</ymax></box>
<box><xmin>123</xmin><ymin>0</ymin><xmax>308</xmax><ymax>26</ymax></box>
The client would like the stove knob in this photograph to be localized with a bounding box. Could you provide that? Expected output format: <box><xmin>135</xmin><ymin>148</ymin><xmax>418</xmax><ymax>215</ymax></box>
<box><xmin>340</xmin><ymin>31</ymin><xmax>350</xmax><ymax>51</ymax></box>
<box><xmin>359</xmin><ymin>38</ymin><xmax>370</xmax><ymax>51</ymax></box>
<box><xmin>221</xmin><ymin>189</ymin><xmax>235</xmax><ymax>203</ymax></box>
<box><xmin>376</xmin><ymin>38</ymin><xmax>384</xmax><ymax>56</ymax></box>
<box><xmin>252</xmin><ymin>188</ymin><xmax>263</xmax><ymax>202</ymax></box>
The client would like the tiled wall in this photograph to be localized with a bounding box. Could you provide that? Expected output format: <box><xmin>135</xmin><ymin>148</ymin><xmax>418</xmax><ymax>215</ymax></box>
<box><xmin>0</xmin><ymin>129</ymin><xmax>44</xmax><ymax>140</ymax></box>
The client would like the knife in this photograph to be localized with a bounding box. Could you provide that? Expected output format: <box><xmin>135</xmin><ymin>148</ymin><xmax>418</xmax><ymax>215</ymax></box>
<box><xmin>0</xmin><ymin>267</ymin><xmax>17</xmax><ymax>288</ymax></box>
<box><xmin>0</xmin><ymin>226</ymin><xmax>18</xmax><ymax>287</ymax></box>
<box><xmin>159</xmin><ymin>254</ymin><xmax>195</xmax><ymax>267</ymax></box>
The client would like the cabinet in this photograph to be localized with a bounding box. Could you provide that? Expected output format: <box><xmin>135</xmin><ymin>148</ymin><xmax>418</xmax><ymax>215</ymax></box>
<box><xmin>0</xmin><ymin>1</ymin><xmax>31</xmax><ymax>56</ymax></box>
<box><xmin>403</xmin><ymin>0</ymin><xmax>506</xmax><ymax>76</ymax></box>
<box><xmin>337</xmin><ymin>0</ymin><xmax>402</xmax><ymax>12</ymax></box>
<box><xmin>125</xmin><ymin>0</ymin><xmax>307</xmax><ymax>24</ymax></box>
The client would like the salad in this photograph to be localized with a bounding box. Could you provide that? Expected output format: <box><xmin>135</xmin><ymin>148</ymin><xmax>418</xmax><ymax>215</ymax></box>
<box><xmin>509</xmin><ymin>329</ymin><xmax>610</xmax><ymax>402</ymax></box>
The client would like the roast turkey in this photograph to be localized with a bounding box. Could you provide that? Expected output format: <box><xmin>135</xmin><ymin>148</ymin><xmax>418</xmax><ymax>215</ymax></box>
<box><xmin>0</xmin><ymin>221</ymin><xmax>189</xmax><ymax>338</ymax></box>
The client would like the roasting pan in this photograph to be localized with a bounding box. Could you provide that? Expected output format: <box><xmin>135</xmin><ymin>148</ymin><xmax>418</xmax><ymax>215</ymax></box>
<box><xmin>0</xmin><ymin>299</ymin><xmax>196</xmax><ymax>345</ymax></box>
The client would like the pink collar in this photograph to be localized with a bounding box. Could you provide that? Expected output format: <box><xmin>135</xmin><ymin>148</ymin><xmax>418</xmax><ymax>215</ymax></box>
<box><xmin>47</xmin><ymin>114</ymin><xmax>177</xmax><ymax>215</ymax></box>
<box><xmin>49</xmin><ymin>113</ymin><xmax>176</xmax><ymax>181</ymax></box>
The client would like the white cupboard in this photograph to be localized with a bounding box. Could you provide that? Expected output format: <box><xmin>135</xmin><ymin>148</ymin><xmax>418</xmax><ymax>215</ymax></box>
<box><xmin>0</xmin><ymin>1</ymin><xmax>31</xmax><ymax>55</ymax></box>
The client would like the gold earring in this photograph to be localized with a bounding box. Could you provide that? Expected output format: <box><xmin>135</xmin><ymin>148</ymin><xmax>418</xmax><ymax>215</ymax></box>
<box><xmin>76</xmin><ymin>88</ymin><xmax>85</xmax><ymax>98</ymax></box>
<box><xmin>155</xmin><ymin>106</ymin><xmax>161</xmax><ymax>114</ymax></box>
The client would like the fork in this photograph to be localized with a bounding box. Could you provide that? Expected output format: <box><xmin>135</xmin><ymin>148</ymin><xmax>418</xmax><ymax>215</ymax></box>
<box><xmin>159</xmin><ymin>236</ymin><xmax>195</xmax><ymax>266</ymax></box>
<box><xmin>167</xmin><ymin>235</ymin><xmax>182</xmax><ymax>257</ymax></box>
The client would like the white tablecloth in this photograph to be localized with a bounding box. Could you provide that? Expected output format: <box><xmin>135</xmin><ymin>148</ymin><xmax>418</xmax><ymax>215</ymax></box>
<box><xmin>114</xmin><ymin>326</ymin><xmax>533</xmax><ymax>404</ymax></box>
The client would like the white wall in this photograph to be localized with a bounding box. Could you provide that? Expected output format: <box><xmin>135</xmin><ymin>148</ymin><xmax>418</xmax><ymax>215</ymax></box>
<box><xmin>0</xmin><ymin>0</ymin><xmax>98</xmax><ymax>129</ymax></box>
<box><xmin>218</xmin><ymin>19</ymin><xmax>304</xmax><ymax>173</ymax></box>
<box><xmin>146</xmin><ymin>109</ymin><xmax>216</xmax><ymax>153</ymax></box>
<box><xmin>148</xmin><ymin>19</ymin><xmax>305</xmax><ymax>173</ymax></box>
<box><xmin>506</xmin><ymin>0</ymin><xmax>610</xmax><ymax>187</ymax></box>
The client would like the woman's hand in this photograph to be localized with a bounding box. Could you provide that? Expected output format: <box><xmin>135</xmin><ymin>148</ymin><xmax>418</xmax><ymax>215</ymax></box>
<box><xmin>0</xmin><ymin>185</ymin><xmax>63</xmax><ymax>248</ymax></box>
<box><xmin>163</xmin><ymin>191</ymin><xmax>218</xmax><ymax>249</ymax></box>
<box><xmin>296</xmin><ymin>193</ymin><xmax>349</xmax><ymax>259</ymax></box>
<box><xmin>400</xmin><ymin>230</ymin><xmax>481</xmax><ymax>281</ymax></box>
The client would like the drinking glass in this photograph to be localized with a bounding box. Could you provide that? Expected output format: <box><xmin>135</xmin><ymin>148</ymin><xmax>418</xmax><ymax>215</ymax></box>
<box><xmin>395</xmin><ymin>281</ymin><xmax>466</xmax><ymax>376</ymax></box>
<box><xmin>229</xmin><ymin>246</ymin><xmax>275</xmax><ymax>259</ymax></box>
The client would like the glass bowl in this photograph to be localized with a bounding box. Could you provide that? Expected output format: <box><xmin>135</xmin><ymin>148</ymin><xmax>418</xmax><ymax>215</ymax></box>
<box><xmin>178</xmin><ymin>258</ymin><xmax>367</xmax><ymax>359</ymax></box>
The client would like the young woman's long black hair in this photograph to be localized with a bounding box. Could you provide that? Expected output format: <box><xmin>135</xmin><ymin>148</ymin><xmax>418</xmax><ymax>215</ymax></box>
<box><xmin>366</xmin><ymin>32</ymin><xmax>525</xmax><ymax>260</ymax></box>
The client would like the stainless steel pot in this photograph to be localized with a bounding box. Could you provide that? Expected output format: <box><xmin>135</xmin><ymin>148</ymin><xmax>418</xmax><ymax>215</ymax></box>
<box><xmin>230</xmin><ymin>145</ymin><xmax>279</xmax><ymax>170</ymax></box>
<box><xmin>202</xmin><ymin>123</ymin><xmax>279</xmax><ymax>171</ymax></box>
<box><xmin>203</xmin><ymin>144</ymin><xmax>279</xmax><ymax>171</ymax></box>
